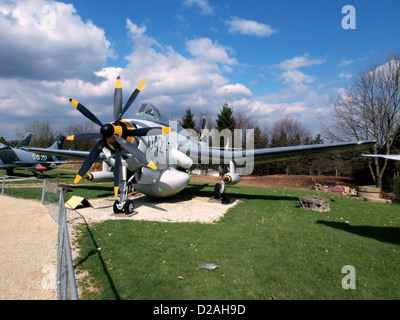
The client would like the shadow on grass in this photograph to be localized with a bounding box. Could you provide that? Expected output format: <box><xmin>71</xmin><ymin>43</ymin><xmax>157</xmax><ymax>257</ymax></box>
<box><xmin>184</xmin><ymin>183</ymin><xmax>300</xmax><ymax>202</ymax></box>
<box><xmin>73</xmin><ymin>212</ymin><xmax>121</xmax><ymax>300</ymax></box>
<box><xmin>316</xmin><ymin>220</ymin><xmax>400</xmax><ymax>245</ymax></box>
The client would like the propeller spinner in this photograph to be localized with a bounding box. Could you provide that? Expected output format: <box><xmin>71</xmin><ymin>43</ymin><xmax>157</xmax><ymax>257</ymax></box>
<box><xmin>67</xmin><ymin>76</ymin><xmax>170</xmax><ymax>195</ymax></box>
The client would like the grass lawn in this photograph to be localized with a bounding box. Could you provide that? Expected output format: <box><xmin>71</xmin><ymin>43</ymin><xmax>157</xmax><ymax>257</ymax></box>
<box><xmin>1</xmin><ymin>167</ymin><xmax>114</xmax><ymax>201</ymax></box>
<box><xmin>73</xmin><ymin>183</ymin><xmax>400</xmax><ymax>300</ymax></box>
<box><xmin>2</xmin><ymin>168</ymin><xmax>399</xmax><ymax>299</ymax></box>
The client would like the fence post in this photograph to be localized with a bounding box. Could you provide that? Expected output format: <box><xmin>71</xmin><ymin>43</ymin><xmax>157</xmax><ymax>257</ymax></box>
<box><xmin>61</xmin><ymin>189</ymin><xmax>79</xmax><ymax>300</ymax></box>
<box><xmin>1</xmin><ymin>176</ymin><xmax>5</xmax><ymax>196</ymax></box>
<box><xmin>56</xmin><ymin>188</ymin><xmax>78</xmax><ymax>300</ymax></box>
<box><xmin>41</xmin><ymin>180</ymin><xmax>47</xmax><ymax>205</ymax></box>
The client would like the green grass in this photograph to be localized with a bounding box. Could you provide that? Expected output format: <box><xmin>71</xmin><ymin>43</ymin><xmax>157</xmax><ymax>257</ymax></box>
<box><xmin>1</xmin><ymin>167</ymin><xmax>114</xmax><ymax>201</ymax></box>
<box><xmin>2</xmin><ymin>168</ymin><xmax>399</xmax><ymax>299</ymax></box>
<box><xmin>73</xmin><ymin>184</ymin><xmax>400</xmax><ymax>300</ymax></box>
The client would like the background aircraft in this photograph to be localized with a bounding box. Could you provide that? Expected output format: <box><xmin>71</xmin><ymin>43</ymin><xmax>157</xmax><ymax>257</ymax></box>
<box><xmin>363</xmin><ymin>154</ymin><xmax>400</xmax><ymax>161</ymax></box>
<box><xmin>25</xmin><ymin>77</ymin><xmax>376</xmax><ymax>214</ymax></box>
<box><xmin>0</xmin><ymin>135</ymin><xmax>66</xmax><ymax>177</ymax></box>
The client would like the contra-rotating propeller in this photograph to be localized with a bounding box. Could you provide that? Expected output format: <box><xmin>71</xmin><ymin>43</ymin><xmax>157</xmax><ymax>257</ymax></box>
<box><xmin>67</xmin><ymin>76</ymin><xmax>171</xmax><ymax>195</ymax></box>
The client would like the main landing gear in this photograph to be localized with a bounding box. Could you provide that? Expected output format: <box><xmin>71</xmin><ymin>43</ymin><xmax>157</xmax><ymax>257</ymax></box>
<box><xmin>213</xmin><ymin>182</ymin><xmax>226</xmax><ymax>201</ymax></box>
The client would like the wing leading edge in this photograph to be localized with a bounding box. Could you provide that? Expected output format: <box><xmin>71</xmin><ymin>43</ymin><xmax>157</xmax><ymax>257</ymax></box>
<box><xmin>182</xmin><ymin>140</ymin><xmax>376</xmax><ymax>165</ymax></box>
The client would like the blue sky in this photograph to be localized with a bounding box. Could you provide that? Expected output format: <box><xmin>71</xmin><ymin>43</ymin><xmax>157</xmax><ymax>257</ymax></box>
<box><xmin>0</xmin><ymin>0</ymin><xmax>400</xmax><ymax>140</ymax></box>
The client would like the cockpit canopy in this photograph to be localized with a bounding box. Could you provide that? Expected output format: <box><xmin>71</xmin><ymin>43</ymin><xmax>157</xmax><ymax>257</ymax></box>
<box><xmin>136</xmin><ymin>103</ymin><xmax>169</xmax><ymax>125</ymax></box>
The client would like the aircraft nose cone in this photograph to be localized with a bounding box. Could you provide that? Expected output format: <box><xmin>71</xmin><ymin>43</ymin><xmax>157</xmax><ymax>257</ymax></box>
<box><xmin>100</xmin><ymin>124</ymin><xmax>114</xmax><ymax>138</ymax></box>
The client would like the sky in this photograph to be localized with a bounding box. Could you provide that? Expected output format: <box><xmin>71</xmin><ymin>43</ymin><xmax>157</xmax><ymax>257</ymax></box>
<box><xmin>1</xmin><ymin>0</ymin><xmax>400</xmax><ymax>141</ymax></box>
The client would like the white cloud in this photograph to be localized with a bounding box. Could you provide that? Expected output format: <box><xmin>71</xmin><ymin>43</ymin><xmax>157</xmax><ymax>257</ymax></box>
<box><xmin>183</xmin><ymin>0</ymin><xmax>214</xmax><ymax>15</ymax></box>
<box><xmin>0</xmin><ymin>4</ymin><xmax>331</xmax><ymax>140</ymax></box>
<box><xmin>339</xmin><ymin>72</ymin><xmax>353</xmax><ymax>80</ymax></box>
<box><xmin>0</xmin><ymin>0</ymin><xmax>114</xmax><ymax>81</ymax></box>
<box><xmin>126</xmin><ymin>19</ymin><xmax>147</xmax><ymax>38</ymax></box>
<box><xmin>226</xmin><ymin>16</ymin><xmax>277</xmax><ymax>37</ymax></box>
<box><xmin>274</xmin><ymin>54</ymin><xmax>325</xmax><ymax>71</ymax></box>
<box><xmin>281</xmin><ymin>70</ymin><xmax>315</xmax><ymax>84</ymax></box>
<box><xmin>186</xmin><ymin>38</ymin><xmax>238</xmax><ymax>67</ymax></box>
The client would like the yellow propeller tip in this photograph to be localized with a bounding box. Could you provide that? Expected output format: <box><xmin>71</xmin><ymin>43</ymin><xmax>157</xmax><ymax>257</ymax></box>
<box><xmin>69</xmin><ymin>99</ymin><xmax>79</xmax><ymax>108</ymax></box>
<box><xmin>66</xmin><ymin>135</ymin><xmax>75</xmax><ymax>141</ymax></box>
<box><xmin>115</xmin><ymin>78</ymin><xmax>122</xmax><ymax>89</ymax></box>
<box><xmin>147</xmin><ymin>161</ymin><xmax>157</xmax><ymax>170</ymax></box>
<box><xmin>162</xmin><ymin>127</ymin><xmax>171</xmax><ymax>134</ymax></box>
<box><xmin>137</xmin><ymin>78</ymin><xmax>146</xmax><ymax>91</ymax></box>
<box><xmin>114</xmin><ymin>187</ymin><xmax>119</xmax><ymax>196</ymax></box>
<box><xmin>74</xmin><ymin>175</ymin><xmax>83</xmax><ymax>184</ymax></box>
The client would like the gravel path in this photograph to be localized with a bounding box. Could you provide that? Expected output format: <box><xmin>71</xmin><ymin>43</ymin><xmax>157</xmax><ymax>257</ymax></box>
<box><xmin>67</xmin><ymin>193</ymin><xmax>239</xmax><ymax>225</ymax></box>
<box><xmin>0</xmin><ymin>192</ymin><xmax>238</xmax><ymax>300</ymax></box>
<box><xmin>0</xmin><ymin>196</ymin><xmax>57</xmax><ymax>300</ymax></box>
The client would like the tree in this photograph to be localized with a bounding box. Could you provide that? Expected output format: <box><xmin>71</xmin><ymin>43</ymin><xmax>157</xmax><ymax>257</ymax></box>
<box><xmin>322</xmin><ymin>52</ymin><xmax>400</xmax><ymax>188</ymax></box>
<box><xmin>270</xmin><ymin>117</ymin><xmax>311</xmax><ymax>147</ymax></box>
<box><xmin>234</xmin><ymin>110</ymin><xmax>268</xmax><ymax>148</ymax></box>
<box><xmin>179</xmin><ymin>108</ymin><xmax>196</xmax><ymax>130</ymax></box>
<box><xmin>63</xmin><ymin>121</ymin><xmax>97</xmax><ymax>151</ymax></box>
<box><xmin>215</xmin><ymin>102</ymin><xmax>236</xmax><ymax>148</ymax></box>
<box><xmin>269</xmin><ymin>117</ymin><xmax>312</xmax><ymax>174</ymax></box>
<box><xmin>216</xmin><ymin>102</ymin><xmax>235</xmax><ymax>132</ymax></box>
<box><xmin>15</xmin><ymin>120</ymin><xmax>58</xmax><ymax>148</ymax></box>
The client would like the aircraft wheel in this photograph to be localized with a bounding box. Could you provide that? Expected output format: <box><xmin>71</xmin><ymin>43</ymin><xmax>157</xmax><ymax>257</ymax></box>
<box><xmin>214</xmin><ymin>183</ymin><xmax>222</xmax><ymax>199</ymax></box>
<box><xmin>123</xmin><ymin>200</ymin><xmax>134</xmax><ymax>214</ymax></box>
<box><xmin>113</xmin><ymin>200</ymin><xmax>124</xmax><ymax>214</ymax></box>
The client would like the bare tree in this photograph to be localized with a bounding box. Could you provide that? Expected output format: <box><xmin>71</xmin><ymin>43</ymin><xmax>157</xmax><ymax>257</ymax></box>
<box><xmin>234</xmin><ymin>110</ymin><xmax>269</xmax><ymax>148</ymax></box>
<box><xmin>270</xmin><ymin>117</ymin><xmax>312</xmax><ymax>147</ymax></box>
<box><xmin>269</xmin><ymin>117</ymin><xmax>312</xmax><ymax>174</ymax></box>
<box><xmin>16</xmin><ymin>119</ymin><xmax>59</xmax><ymax>148</ymax></box>
<box><xmin>63</xmin><ymin>121</ymin><xmax>97</xmax><ymax>151</ymax></box>
<box><xmin>322</xmin><ymin>52</ymin><xmax>400</xmax><ymax>188</ymax></box>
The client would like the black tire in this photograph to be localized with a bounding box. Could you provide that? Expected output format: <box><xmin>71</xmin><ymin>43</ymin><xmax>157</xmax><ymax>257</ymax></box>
<box><xmin>123</xmin><ymin>200</ymin><xmax>134</xmax><ymax>214</ymax></box>
<box><xmin>113</xmin><ymin>200</ymin><xmax>124</xmax><ymax>214</ymax></box>
<box><xmin>214</xmin><ymin>183</ymin><xmax>222</xmax><ymax>199</ymax></box>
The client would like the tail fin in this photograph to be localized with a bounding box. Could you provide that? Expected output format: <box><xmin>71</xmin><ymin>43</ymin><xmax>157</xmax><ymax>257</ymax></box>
<box><xmin>48</xmin><ymin>135</ymin><xmax>65</xmax><ymax>150</ymax></box>
<box><xmin>16</xmin><ymin>132</ymin><xmax>33</xmax><ymax>147</ymax></box>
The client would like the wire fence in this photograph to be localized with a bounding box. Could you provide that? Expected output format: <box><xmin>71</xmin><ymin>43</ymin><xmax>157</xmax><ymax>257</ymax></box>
<box><xmin>1</xmin><ymin>176</ymin><xmax>78</xmax><ymax>300</ymax></box>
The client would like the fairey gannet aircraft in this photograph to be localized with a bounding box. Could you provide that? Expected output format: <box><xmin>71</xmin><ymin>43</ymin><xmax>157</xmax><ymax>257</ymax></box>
<box><xmin>25</xmin><ymin>77</ymin><xmax>376</xmax><ymax>214</ymax></box>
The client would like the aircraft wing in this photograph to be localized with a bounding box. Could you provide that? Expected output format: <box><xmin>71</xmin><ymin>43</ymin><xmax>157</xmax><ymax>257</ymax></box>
<box><xmin>362</xmin><ymin>154</ymin><xmax>400</xmax><ymax>161</ymax></box>
<box><xmin>21</xmin><ymin>147</ymin><xmax>106</xmax><ymax>160</ymax></box>
<box><xmin>182</xmin><ymin>140</ymin><xmax>376</xmax><ymax>165</ymax></box>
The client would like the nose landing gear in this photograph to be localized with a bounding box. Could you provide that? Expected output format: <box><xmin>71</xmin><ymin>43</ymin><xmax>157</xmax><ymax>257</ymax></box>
<box><xmin>113</xmin><ymin>199</ymin><xmax>134</xmax><ymax>214</ymax></box>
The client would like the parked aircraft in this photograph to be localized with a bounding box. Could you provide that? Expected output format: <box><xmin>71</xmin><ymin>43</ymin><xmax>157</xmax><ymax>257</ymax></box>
<box><xmin>25</xmin><ymin>77</ymin><xmax>376</xmax><ymax>214</ymax></box>
<box><xmin>363</xmin><ymin>154</ymin><xmax>400</xmax><ymax>161</ymax></box>
<box><xmin>0</xmin><ymin>135</ymin><xmax>66</xmax><ymax>177</ymax></box>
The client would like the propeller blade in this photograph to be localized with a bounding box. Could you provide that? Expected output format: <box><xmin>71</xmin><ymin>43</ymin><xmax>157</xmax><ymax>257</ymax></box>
<box><xmin>114</xmin><ymin>135</ymin><xmax>157</xmax><ymax>170</ymax></box>
<box><xmin>198</xmin><ymin>117</ymin><xmax>208</xmax><ymax>141</ymax></box>
<box><xmin>127</xmin><ymin>127</ymin><xmax>171</xmax><ymax>137</ymax></box>
<box><xmin>74</xmin><ymin>139</ymin><xmax>104</xmax><ymax>184</ymax></box>
<box><xmin>113</xmin><ymin>76</ymin><xmax>123</xmax><ymax>122</ymax></box>
<box><xmin>69</xmin><ymin>99</ymin><xmax>103</xmax><ymax>127</ymax></box>
<box><xmin>115</xmin><ymin>78</ymin><xmax>146</xmax><ymax>122</ymax></box>
<box><xmin>66</xmin><ymin>133</ymin><xmax>103</xmax><ymax>141</ymax></box>
<box><xmin>114</xmin><ymin>149</ymin><xmax>121</xmax><ymax>196</ymax></box>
